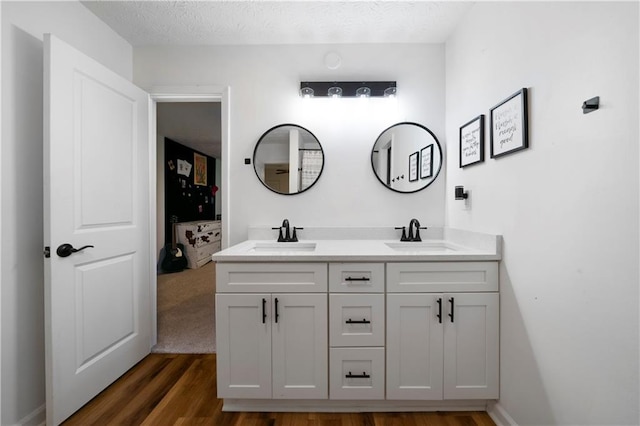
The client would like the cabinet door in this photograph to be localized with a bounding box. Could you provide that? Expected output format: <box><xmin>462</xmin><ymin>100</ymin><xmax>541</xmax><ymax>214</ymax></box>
<box><xmin>443</xmin><ymin>293</ymin><xmax>499</xmax><ymax>399</ymax></box>
<box><xmin>216</xmin><ymin>294</ymin><xmax>272</xmax><ymax>398</ymax></box>
<box><xmin>272</xmin><ymin>294</ymin><xmax>328</xmax><ymax>399</ymax></box>
<box><xmin>386</xmin><ymin>294</ymin><xmax>443</xmax><ymax>400</ymax></box>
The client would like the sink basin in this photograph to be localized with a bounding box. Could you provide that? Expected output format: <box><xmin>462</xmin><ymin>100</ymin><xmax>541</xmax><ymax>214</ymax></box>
<box><xmin>385</xmin><ymin>242</ymin><xmax>458</xmax><ymax>253</ymax></box>
<box><xmin>248</xmin><ymin>242</ymin><xmax>317</xmax><ymax>253</ymax></box>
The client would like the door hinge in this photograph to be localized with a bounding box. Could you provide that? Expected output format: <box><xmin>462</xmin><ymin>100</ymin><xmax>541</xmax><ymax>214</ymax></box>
<box><xmin>44</xmin><ymin>246</ymin><xmax>51</xmax><ymax>258</ymax></box>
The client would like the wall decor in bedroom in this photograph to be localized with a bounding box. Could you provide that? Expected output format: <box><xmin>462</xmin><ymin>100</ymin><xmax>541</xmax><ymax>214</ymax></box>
<box><xmin>164</xmin><ymin>138</ymin><xmax>216</xmax><ymax>245</ymax></box>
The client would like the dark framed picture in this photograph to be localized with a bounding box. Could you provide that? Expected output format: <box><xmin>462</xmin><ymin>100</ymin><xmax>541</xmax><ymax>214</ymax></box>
<box><xmin>420</xmin><ymin>145</ymin><xmax>433</xmax><ymax>179</ymax></box>
<box><xmin>490</xmin><ymin>88</ymin><xmax>528</xmax><ymax>158</ymax></box>
<box><xmin>408</xmin><ymin>151</ymin><xmax>419</xmax><ymax>182</ymax></box>
<box><xmin>459</xmin><ymin>115</ymin><xmax>484</xmax><ymax>167</ymax></box>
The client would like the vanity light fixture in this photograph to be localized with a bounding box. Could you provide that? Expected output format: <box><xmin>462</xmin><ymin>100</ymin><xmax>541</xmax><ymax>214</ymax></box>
<box><xmin>299</xmin><ymin>81</ymin><xmax>397</xmax><ymax>98</ymax></box>
<box><xmin>327</xmin><ymin>86</ymin><xmax>343</xmax><ymax>98</ymax></box>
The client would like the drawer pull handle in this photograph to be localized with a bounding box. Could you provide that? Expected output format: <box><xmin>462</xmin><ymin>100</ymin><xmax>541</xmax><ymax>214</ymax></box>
<box><xmin>274</xmin><ymin>297</ymin><xmax>279</xmax><ymax>323</ymax></box>
<box><xmin>436</xmin><ymin>298</ymin><xmax>442</xmax><ymax>324</ymax></box>
<box><xmin>262</xmin><ymin>298</ymin><xmax>267</xmax><ymax>324</ymax></box>
<box><xmin>345</xmin><ymin>277</ymin><xmax>370</xmax><ymax>282</ymax></box>
<box><xmin>346</xmin><ymin>371</ymin><xmax>370</xmax><ymax>379</ymax></box>
<box><xmin>345</xmin><ymin>318</ymin><xmax>371</xmax><ymax>324</ymax></box>
<box><xmin>449</xmin><ymin>297</ymin><xmax>455</xmax><ymax>323</ymax></box>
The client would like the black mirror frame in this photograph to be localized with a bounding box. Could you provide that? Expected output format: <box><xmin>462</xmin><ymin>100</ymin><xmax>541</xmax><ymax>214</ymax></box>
<box><xmin>370</xmin><ymin>122</ymin><xmax>443</xmax><ymax>194</ymax></box>
<box><xmin>252</xmin><ymin>123</ymin><xmax>325</xmax><ymax>196</ymax></box>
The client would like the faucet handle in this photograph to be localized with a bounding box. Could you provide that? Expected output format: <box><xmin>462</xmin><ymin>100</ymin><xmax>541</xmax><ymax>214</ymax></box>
<box><xmin>395</xmin><ymin>226</ymin><xmax>409</xmax><ymax>242</ymax></box>
<box><xmin>291</xmin><ymin>227</ymin><xmax>303</xmax><ymax>242</ymax></box>
<box><xmin>272</xmin><ymin>226</ymin><xmax>285</xmax><ymax>242</ymax></box>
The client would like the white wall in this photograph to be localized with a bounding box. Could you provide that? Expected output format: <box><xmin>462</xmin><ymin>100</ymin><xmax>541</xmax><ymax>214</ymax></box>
<box><xmin>445</xmin><ymin>3</ymin><xmax>639</xmax><ymax>425</ymax></box>
<box><xmin>1</xmin><ymin>2</ymin><xmax>132</xmax><ymax>424</ymax></box>
<box><xmin>134</xmin><ymin>44</ymin><xmax>446</xmax><ymax>245</ymax></box>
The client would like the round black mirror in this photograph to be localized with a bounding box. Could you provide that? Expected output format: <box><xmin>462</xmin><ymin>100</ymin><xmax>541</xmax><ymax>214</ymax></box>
<box><xmin>371</xmin><ymin>122</ymin><xmax>443</xmax><ymax>193</ymax></box>
<box><xmin>253</xmin><ymin>124</ymin><xmax>324</xmax><ymax>195</ymax></box>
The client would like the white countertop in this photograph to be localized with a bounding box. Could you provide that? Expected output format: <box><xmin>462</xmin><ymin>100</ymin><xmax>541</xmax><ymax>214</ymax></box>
<box><xmin>212</xmin><ymin>227</ymin><xmax>502</xmax><ymax>262</ymax></box>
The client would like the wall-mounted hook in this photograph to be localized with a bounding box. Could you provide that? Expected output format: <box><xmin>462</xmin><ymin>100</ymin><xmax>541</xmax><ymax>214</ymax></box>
<box><xmin>582</xmin><ymin>96</ymin><xmax>599</xmax><ymax>114</ymax></box>
<box><xmin>455</xmin><ymin>186</ymin><xmax>468</xmax><ymax>200</ymax></box>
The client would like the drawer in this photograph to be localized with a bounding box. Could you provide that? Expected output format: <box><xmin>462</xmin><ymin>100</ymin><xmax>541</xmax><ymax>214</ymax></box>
<box><xmin>387</xmin><ymin>262</ymin><xmax>498</xmax><ymax>292</ymax></box>
<box><xmin>216</xmin><ymin>263</ymin><xmax>327</xmax><ymax>293</ymax></box>
<box><xmin>330</xmin><ymin>347</ymin><xmax>385</xmax><ymax>400</ymax></box>
<box><xmin>329</xmin><ymin>263</ymin><xmax>384</xmax><ymax>293</ymax></box>
<box><xmin>184</xmin><ymin>243</ymin><xmax>217</xmax><ymax>269</ymax></box>
<box><xmin>330</xmin><ymin>294</ymin><xmax>384</xmax><ymax>347</ymax></box>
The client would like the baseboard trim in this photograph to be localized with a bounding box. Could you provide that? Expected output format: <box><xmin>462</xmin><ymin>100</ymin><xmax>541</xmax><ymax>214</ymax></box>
<box><xmin>11</xmin><ymin>405</ymin><xmax>45</xmax><ymax>426</ymax></box>
<box><xmin>487</xmin><ymin>401</ymin><xmax>518</xmax><ymax>426</ymax></box>
<box><xmin>223</xmin><ymin>398</ymin><xmax>489</xmax><ymax>412</ymax></box>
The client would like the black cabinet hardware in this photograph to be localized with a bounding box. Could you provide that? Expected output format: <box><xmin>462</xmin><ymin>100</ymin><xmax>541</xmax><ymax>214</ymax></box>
<box><xmin>346</xmin><ymin>371</ymin><xmax>370</xmax><ymax>378</ymax></box>
<box><xmin>345</xmin><ymin>318</ymin><xmax>371</xmax><ymax>324</ymax></box>
<box><xmin>262</xmin><ymin>298</ymin><xmax>267</xmax><ymax>324</ymax></box>
<box><xmin>449</xmin><ymin>297</ymin><xmax>455</xmax><ymax>323</ymax></box>
<box><xmin>344</xmin><ymin>277</ymin><xmax>370</xmax><ymax>282</ymax></box>
<box><xmin>274</xmin><ymin>298</ymin><xmax>279</xmax><ymax>323</ymax></box>
<box><xmin>437</xmin><ymin>298</ymin><xmax>442</xmax><ymax>323</ymax></box>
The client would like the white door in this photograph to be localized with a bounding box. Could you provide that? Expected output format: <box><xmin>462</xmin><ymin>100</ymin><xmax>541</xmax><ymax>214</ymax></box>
<box><xmin>443</xmin><ymin>293</ymin><xmax>499</xmax><ymax>399</ymax></box>
<box><xmin>44</xmin><ymin>34</ymin><xmax>151</xmax><ymax>425</ymax></box>
<box><xmin>272</xmin><ymin>294</ymin><xmax>328</xmax><ymax>399</ymax></box>
<box><xmin>386</xmin><ymin>293</ymin><xmax>444</xmax><ymax>400</ymax></box>
<box><xmin>215</xmin><ymin>294</ymin><xmax>272</xmax><ymax>398</ymax></box>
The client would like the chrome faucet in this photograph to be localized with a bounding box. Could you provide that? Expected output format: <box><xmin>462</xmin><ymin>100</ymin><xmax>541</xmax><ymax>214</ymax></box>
<box><xmin>272</xmin><ymin>219</ymin><xmax>303</xmax><ymax>242</ymax></box>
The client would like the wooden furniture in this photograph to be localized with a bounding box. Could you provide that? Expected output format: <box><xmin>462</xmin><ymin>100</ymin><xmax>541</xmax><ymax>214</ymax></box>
<box><xmin>175</xmin><ymin>220</ymin><xmax>221</xmax><ymax>269</ymax></box>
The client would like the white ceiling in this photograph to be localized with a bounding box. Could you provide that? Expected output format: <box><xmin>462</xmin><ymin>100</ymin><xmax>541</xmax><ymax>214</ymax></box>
<box><xmin>82</xmin><ymin>1</ymin><xmax>473</xmax><ymax>159</ymax></box>
<box><xmin>81</xmin><ymin>1</ymin><xmax>473</xmax><ymax>46</ymax></box>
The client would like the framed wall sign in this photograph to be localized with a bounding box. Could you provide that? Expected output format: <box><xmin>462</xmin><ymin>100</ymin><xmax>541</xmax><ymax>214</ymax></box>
<box><xmin>459</xmin><ymin>115</ymin><xmax>484</xmax><ymax>167</ymax></box>
<box><xmin>420</xmin><ymin>145</ymin><xmax>433</xmax><ymax>179</ymax></box>
<box><xmin>490</xmin><ymin>88</ymin><xmax>529</xmax><ymax>158</ymax></box>
<box><xmin>408</xmin><ymin>151</ymin><xmax>419</xmax><ymax>182</ymax></box>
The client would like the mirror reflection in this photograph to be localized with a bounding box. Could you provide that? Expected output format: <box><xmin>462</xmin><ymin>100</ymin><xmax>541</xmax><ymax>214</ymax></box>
<box><xmin>371</xmin><ymin>122</ymin><xmax>443</xmax><ymax>193</ymax></box>
<box><xmin>253</xmin><ymin>124</ymin><xmax>324</xmax><ymax>195</ymax></box>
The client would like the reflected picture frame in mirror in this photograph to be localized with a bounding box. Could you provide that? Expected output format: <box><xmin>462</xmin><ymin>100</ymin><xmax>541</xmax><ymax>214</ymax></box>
<box><xmin>371</xmin><ymin>122</ymin><xmax>443</xmax><ymax>193</ymax></box>
<box><xmin>252</xmin><ymin>123</ymin><xmax>325</xmax><ymax>195</ymax></box>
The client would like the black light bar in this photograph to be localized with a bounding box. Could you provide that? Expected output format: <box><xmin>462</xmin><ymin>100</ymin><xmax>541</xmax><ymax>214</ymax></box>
<box><xmin>299</xmin><ymin>81</ymin><xmax>397</xmax><ymax>98</ymax></box>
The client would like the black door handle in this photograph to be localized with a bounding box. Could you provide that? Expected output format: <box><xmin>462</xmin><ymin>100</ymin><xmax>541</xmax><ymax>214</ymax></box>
<box><xmin>56</xmin><ymin>243</ymin><xmax>94</xmax><ymax>258</ymax></box>
<box><xmin>448</xmin><ymin>297</ymin><xmax>455</xmax><ymax>323</ymax></box>
<box><xmin>345</xmin><ymin>318</ymin><xmax>371</xmax><ymax>324</ymax></box>
<box><xmin>262</xmin><ymin>298</ymin><xmax>267</xmax><ymax>324</ymax></box>
<box><xmin>344</xmin><ymin>277</ymin><xmax>370</xmax><ymax>282</ymax></box>
<box><xmin>274</xmin><ymin>298</ymin><xmax>279</xmax><ymax>323</ymax></box>
<box><xmin>345</xmin><ymin>371</ymin><xmax>370</xmax><ymax>379</ymax></box>
<box><xmin>437</xmin><ymin>298</ymin><xmax>442</xmax><ymax>324</ymax></box>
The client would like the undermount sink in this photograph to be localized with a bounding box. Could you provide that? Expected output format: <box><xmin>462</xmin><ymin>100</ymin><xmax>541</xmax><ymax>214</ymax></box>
<box><xmin>248</xmin><ymin>242</ymin><xmax>317</xmax><ymax>253</ymax></box>
<box><xmin>385</xmin><ymin>241</ymin><xmax>458</xmax><ymax>253</ymax></box>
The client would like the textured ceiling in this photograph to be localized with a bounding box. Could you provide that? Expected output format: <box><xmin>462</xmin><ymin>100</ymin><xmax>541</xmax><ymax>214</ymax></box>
<box><xmin>81</xmin><ymin>1</ymin><xmax>474</xmax><ymax>46</ymax></box>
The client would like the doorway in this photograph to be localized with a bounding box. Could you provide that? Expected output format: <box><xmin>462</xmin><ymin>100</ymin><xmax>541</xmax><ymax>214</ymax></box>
<box><xmin>150</xmin><ymin>88</ymin><xmax>230</xmax><ymax>353</ymax></box>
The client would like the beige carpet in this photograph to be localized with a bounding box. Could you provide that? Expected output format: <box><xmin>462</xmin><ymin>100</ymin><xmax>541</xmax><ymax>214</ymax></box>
<box><xmin>153</xmin><ymin>261</ymin><xmax>216</xmax><ymax>353</ymax></box>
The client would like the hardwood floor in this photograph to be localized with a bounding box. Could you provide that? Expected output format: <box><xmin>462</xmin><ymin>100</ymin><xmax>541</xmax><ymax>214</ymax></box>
<box><xmin>63</xmin><ymin>354</ymin><xmax>496</xmax><ymax>426</ymax></box>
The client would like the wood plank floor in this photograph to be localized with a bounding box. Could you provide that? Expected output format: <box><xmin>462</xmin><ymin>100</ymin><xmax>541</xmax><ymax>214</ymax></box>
<box><xmin>63</xmin><ymin>354</ymin><xmax>496</xmax><ymax>426</ymax></box>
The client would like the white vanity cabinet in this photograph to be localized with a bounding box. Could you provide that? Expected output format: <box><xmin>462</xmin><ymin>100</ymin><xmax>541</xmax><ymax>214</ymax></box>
<box><xmin>386</xmin><ymin>262</ymin><xmax>500</xmax><ymax>400</ymax></box>
<box><xmin>215</xmin><ymin>263</ymin><xmax>328</xmax><ymax>399</ymax></box>
<box><xmin>328</xmin><ymin>263</ymin><xmax>385</xmax><ymax>400</ymax></box>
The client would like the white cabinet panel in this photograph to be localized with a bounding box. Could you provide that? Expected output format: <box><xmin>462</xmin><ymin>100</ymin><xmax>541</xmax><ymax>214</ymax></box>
<box><xmin>329</xmin><ymin>263</ymin><xmax>385</xmax><ymax>292</ymax></box>
<box><xmin>330</xmin><ymin>347</ymin><xmax>385</xmax><ymax>400</ymax></box>
<box><xmin>272</xmin><ymin>294</ymin><xmax>328</xmax><ymax>399</ymax></box>
<box><xmin>330</xmin><ymin>294</ymin><xmax>385</xmax><ymax>347</ymax></box>
<box><xmin>387</xmin><ymin>262</ymin><xmax>498</xmax><ymax>292</ymax></box>
<box><xmin>217</xmin><ymin>263</ymin><xmax>327</xmax><ymax>293</ymax></box>
<box><xmin>443</xmin><ymin>293</ymin><xmax>499</xmax><ymax>399</ymax></box>
<box><xmin>386</xmin><ymin>294</ymin><xmax>443</xmax><ymax>400</ymax></box>
<box><xmin>216</xmin><ymin>294</ymin><xmax>272</xmax><ymax>399</ymax></box>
